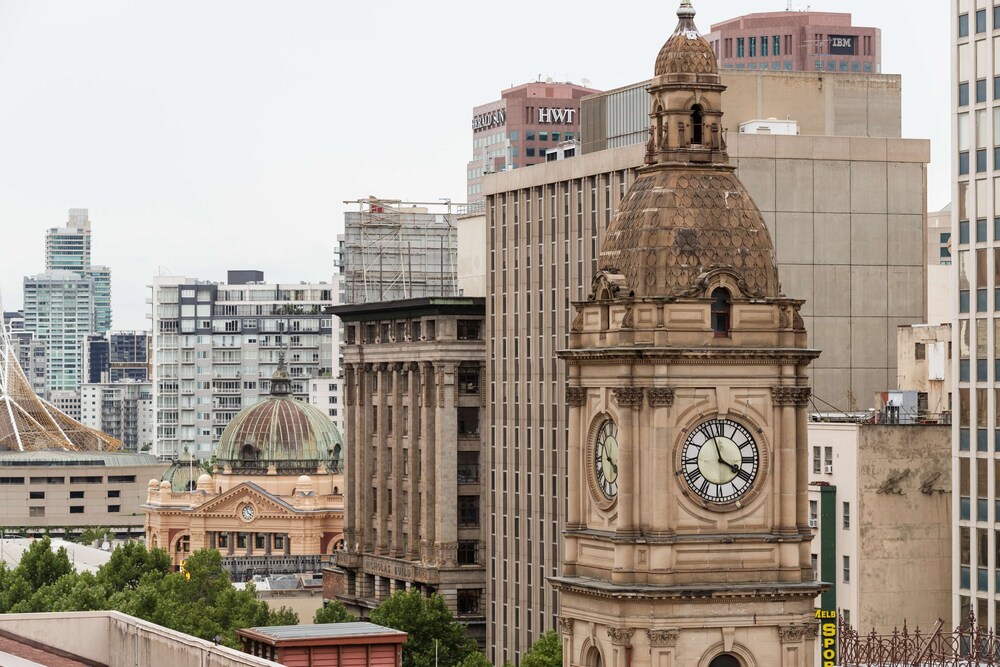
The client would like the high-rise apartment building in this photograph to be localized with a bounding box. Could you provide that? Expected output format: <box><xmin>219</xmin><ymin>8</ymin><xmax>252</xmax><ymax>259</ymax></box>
<box><xmin>467</xmin><ymin>82</ymin><xmax>599</xmax><ymax>206</ymax></box>
<box><xmin>150</xmin><ymin>271</ymin><xmax>335</xmax><ymax>460</ymax></box>
<box><xmin>80</xmin><ymin>380</ymin><xmax>153</xmax><ymax>452</ymax></box>
<box><xmin>952</xmin><ymin>0</ymin><xmax>1000</xmax><ymax>630</ymax></box>
<box><xmin>705</xmin><ymin>11</ymin><xmax>880</xmax><ymax>73</ymax></box>
<box><xmin>336</xmin><ymin>198</ymin><xmax>463</xmax><ymax>304</ymax></box>
<box><xmin>2</xmin><ymin>311</ymin><xmax>46</xmax><ymax>397</ymax></box>
<box><xmin>45</xmin><ymin>209</ymin><xmax>112</xmax><ymax>334</ymax></box>
<box><xmin>23</xmin><ymin>270</ymin><xmax>95</xmax><ymax>393</ymax></box>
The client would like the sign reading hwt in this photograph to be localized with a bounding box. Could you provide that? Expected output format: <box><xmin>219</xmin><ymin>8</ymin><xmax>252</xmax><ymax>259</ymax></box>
<box><xmin>815</xmin><ymin>609</ymin><xmax>837</xmax><ymax>667</ymax></box>
<box><xmin>472</xmin><ymin>109</ymin><xmax>505</xmax><ymax>131</ymax></box>
<box><xmin>537</xmin><ymin>108</ymin><xmax>576</xmax><ymax>124</ymax></box>
<box><xmin>828</xmin><ymin>34</ymin><xmax>856</xmax><ymax>55</ymax></box>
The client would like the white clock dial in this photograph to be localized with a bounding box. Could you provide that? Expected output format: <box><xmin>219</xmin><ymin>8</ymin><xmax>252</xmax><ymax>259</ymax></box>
<box><xmin>593</xmin><ymin>419</ymin><xmax>619</xmax><ymax>500</ymax></box>
<box><xmin>681</xmin><ymin>418</ymin><xmax>759</xmax><ymax>504</ymax></box>
<box><xmin>240</xmin><ymin>504</ymin><xmax>256</xmax><ymax>521</ymax></box>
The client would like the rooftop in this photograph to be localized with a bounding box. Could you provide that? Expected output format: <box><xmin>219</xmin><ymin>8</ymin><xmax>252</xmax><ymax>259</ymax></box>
<box><xmin>241</xmin><ymin>622</ymin><xmax>407</xmax><ymax>643</ymax></box>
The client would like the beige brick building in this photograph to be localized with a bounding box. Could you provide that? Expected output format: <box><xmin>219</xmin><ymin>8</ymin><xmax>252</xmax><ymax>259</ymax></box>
<box><xmin>328</xmin><ymin>297</ymin><xmax>487</xmax><ymax>646</ymax></box>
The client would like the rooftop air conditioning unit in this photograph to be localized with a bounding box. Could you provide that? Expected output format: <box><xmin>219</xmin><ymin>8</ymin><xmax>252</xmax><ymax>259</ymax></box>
<box><xmin>808</xmin><ymin>518</ymin><xmax>818</xmax><ymax>528</ymax></box>
<box><xmin>824</xmin><ymin>464</ymin><xmax>834</xmax><ymax>474</ymax></box>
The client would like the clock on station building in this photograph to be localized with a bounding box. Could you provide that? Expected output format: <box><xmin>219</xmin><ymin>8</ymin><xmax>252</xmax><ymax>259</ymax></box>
<box><xmin>553</xmin><ymin>2</ymin><xmax>828</xmax><ymax>666</ymax></box>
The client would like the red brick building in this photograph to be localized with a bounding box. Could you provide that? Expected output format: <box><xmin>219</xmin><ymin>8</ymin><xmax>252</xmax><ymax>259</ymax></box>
<box><xmin>238</xmin><ymin>622</ymin><xmax>406</xmax><ymax>667</ymax></box>
<box><xmin>705</xmin><ymin>11</ymin><xmax>880</xmax><ymax>74</ymax></box>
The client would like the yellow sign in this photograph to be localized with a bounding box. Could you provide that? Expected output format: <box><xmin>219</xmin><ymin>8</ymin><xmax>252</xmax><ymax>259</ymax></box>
<box><xmin>815</xmin><ymin>609</ymin><xmax>837</xmax><ymax>667</ymax></box>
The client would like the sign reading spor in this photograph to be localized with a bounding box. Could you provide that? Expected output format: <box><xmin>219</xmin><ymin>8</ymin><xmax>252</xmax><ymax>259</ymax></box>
<box><xmin>537</xmin><ymin>108</ymin><xmax>576</xmax><ymax>124</ymax></box>
<box><xmin>472</xmin><ymin>109</ymin><xmax>505</xmax><ymax>131</ymax></box>
<box><xmin>815</xmin><ymin>609</ymin><xmax>837</xmax><ymax>667</ymax></box>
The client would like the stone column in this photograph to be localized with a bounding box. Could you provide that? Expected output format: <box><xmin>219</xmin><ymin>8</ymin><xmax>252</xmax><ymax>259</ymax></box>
<box><xmin>355</xmin><ymin>364</ymin><xmax>372</xmax><ymax>552</ymax></box>
<box><xmin>376</xmin><ymin>363</ymin><xmax>389</xmax><ymax>555</ymax></box>
<box><xmin>772</xmin><ymin>384</ymin><xmax>799</xmax><ymax>534</ymax></box>
<box><xmin>565</xmin><ymin>385</ymin><xmax>586</xmax><ymax>531</ymax></box>
<box><xmin>343</xmin><ymin>363</ymin><xmax>356</xmax><ymax>550</ymax></box>
<box><xmin>228</xmin><ymin>531</ymin><xmax>236</xmax><ymax>555</ymax></box>
<box><xmin>612</xmin><ymin>387</ymin><xmax>643</xmax><ymax>537</ymax></box>
<box><xmin>407</xmin><ymin>363</ymin><xmax>421</xmax><ymax>560</ymax></box>
<box><xmin>392</xmin><ymin>363</ymin><xmax>405</xmax><ymax>558</ymax></box>
<box><xmin>420</xmin><ymin>362</ymin><xmax>437</xmax><ymax>560</ymax></box>
<box><xmin>435</xmin><ymin>363</ymin><xmax>458</xmax><ymax>565</ymax></box>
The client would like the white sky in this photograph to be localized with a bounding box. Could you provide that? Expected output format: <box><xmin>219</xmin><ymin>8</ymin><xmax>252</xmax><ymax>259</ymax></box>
<box><xmin>0</xmin><ymin>0</ymin><xmax>950</xmax><ymax>329</ymax></box>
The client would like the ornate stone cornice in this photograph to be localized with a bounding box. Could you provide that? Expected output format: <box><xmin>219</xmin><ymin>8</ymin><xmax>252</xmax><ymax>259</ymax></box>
<box><xmin>566</xmin><ymin>387</ymin><xmax>587</xmax><ymax>407</ymax></box>
<box><xmin>646</xmin><ymin>628</ymin><xmax>680</xmax><ymax>647</ymax></box>
<box><xmin>612</xmin><ymin>387</ymin><xmax>643</xmax><ymax>407</ymax></box>
<box><xmin>557</xmin><ymin>617</ymin><xmax>574</xmax><ymax>633</ymax></box>
<box><xmin>607</xmin><ymin>627</ymin><xmax>635</xmax><ymax>646</ymax></box>
<box><xmin>771</xmin><ymin>386</ymin><xmax>811</xmax><ymax>406</ymax></box>
<box><xmin>647</xmin><ymin>387</ymin><xmax>675</xmax><ymax>407</ymax></box>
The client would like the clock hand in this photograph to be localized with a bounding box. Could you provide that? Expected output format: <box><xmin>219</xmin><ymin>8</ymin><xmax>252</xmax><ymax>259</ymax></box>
<box><xmin>713</xmin><ymin>437</ymin><xmax>740</xmax><ymax>473</ymax></box>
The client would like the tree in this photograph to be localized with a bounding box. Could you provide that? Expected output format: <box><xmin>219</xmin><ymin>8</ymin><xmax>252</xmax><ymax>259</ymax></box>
<box><xmin>16</xmin><ymin>536</ymin><xmax>72</xmax><ymax>589</ymax></box>
<box><xmin>314</xmin><ymin>599</ymin><xmax>357</xmax><ymax>624</ymax></box>
<box><xmin>370</xmin><ymin>589</ymin><xmax>477</xmax><ymax>667</ymax></box>
<box><xmin>96</xmin><ymin>540</ymin><xmax>171</xmax><ymax>592</ymax></box>
<box><xmin>457</xmin><ymin>651</ymin><xmax>494</xmax><ymax>667</ymax></box>
<box><xmin>520</xmin><ymin>630</ymin><xmax>561</xmax><ymax>667</ymax></box>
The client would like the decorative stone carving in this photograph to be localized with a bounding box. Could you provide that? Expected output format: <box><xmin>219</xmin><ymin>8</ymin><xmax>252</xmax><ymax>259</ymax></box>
<box><xmin>771</xmin><ymin>386</ymin><xmax>811</xmax><ymax>406</ymax></box>
<box><xmin>778</xmin><ymin>625</ymin><xmax>809</xmax><ymax>643</ymax></box>
<box><xmin>566</xmin><ymin>387</ymin><xmax>587</xmax><ymax>407</ymax></box>
<box><xmin>621</xmin><ymin>305</ymin><xmax>634</xmax><ymax>329</ymax></box>
<box><xmin>607</xmin><ymin>627</ymin><xmax>635</xmax><ymax>646</ymax></box>
<box><xmin>558</xmin><ymin>617</ymin><xmax>575</xmax><ymax>633</ymax></box>
<box><xmin>612</xmin><ymin>387</ymin><xmax>643</xmax><ymax>407</ymax></box>
<box><xmin>571</xmin><ymin>305</ymin><xmax>585</xmax><ymax>332</ymax></box>
<box><xmin>647</xmin><ymin>387</ymin><xmax>675</xmax><ymax>407</ymax></box>
<box><xmin>646</xmin><ymin>628</ymin><xmax>680</xmax><ymax>647</ymax></box>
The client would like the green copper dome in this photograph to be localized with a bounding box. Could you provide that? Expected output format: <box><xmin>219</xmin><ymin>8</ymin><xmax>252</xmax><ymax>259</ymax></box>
<box><xmin>215</xmin><ymin>360</ymin><xmax>343</xmax><ymax>473</ymax></box>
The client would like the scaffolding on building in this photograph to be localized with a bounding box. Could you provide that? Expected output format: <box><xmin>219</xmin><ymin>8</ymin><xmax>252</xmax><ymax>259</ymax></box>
<box><xmin>340</xmin><ymin>196</ymin><xmax>473</xmax><ymax>304</ymax></box>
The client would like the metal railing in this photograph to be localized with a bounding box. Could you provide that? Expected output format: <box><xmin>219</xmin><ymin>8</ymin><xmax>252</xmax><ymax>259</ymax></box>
<box><xmin>839</xmin><ymin>609</ymin><xmax>999</xmax><ymax>666</ymax></box>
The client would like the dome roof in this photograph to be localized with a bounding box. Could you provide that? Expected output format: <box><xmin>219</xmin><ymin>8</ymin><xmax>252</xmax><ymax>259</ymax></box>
<box><xmin>598</xmin><ymin>169</ymin><xmax>779</xmax><ymax>299</ymax></box>
<box><xmin>215</xmin><ymin>360</ymin><xmax>343</xmax><ymax>472</ymax></box>
<box><xmin>654</xmin><ymin>0</ymin><xmax>717</xmax><ymax>77</ymax></box>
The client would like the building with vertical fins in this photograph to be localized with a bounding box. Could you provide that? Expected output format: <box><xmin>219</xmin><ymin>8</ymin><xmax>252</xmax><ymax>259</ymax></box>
<box><xmin>553</xmin><ymin>3</ymin><xmax>825</xmax><ymax>665</ymax></box>
<box><xmin>45</xmin><ymin>208</ymin><xmax>112</xmax><ymax>334</ymax></box>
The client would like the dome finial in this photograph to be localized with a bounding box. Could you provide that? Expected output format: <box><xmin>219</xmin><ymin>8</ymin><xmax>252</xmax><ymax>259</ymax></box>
<box><xmin>678</xmin><ymin>0</ymin><xmax>695</xmax><ymax>19</ymax></box>
<box><xmin>271</xmin><ymin>352</ymin><xmax>292</xmax><ymax>396</ymax></box>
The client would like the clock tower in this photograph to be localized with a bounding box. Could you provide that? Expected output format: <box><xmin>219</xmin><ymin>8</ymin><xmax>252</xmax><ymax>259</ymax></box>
<box><xmin>553</xmin><ymin>3</ymin><xmax>826</xmax><ymax>666</ymax></box>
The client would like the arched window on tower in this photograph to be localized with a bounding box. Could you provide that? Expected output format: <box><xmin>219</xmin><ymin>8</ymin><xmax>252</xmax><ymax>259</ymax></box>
<box><xmin>711</xmin><ymin>287</ymin><xmax>731</xmax><ymax>336</ymax></box>
<box><xmin>691</xmin><ymin>104</ymin><xmax>704</xmax><ymax>145</ymax></box>
<box><xmin>708</xmin><ymin>655</ymin><xmax>741</xmax><ymax>667</ymax></box>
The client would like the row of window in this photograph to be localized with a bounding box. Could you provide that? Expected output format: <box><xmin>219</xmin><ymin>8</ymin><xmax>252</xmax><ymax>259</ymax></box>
<box><xmin>957</xmin><ymin>76</ymin><xmax>1000</xmax><ymax>107</ymax></box>
<box><xmin>28</xmin><ymin>505</ymin><xmax>119</xmax><ymax>516</ymax></box>
<box><xmin>958</xmin><ymin>7</ymin><xmax>1000</xmax><ymax>38</ymax></box>
<box><xmin>0</xmin><ymin>475</ymin><xmax>135</xmax><ymax>485</ymax></box>
<box><xmin>807</xmin><ymin>499</ymin><xmax>851</xmax><ymax>529</ymax></box>
<box><xmin>720</xmin><ymin>34</ymin><xmax>790</xmax><ymax>59</ymax></box>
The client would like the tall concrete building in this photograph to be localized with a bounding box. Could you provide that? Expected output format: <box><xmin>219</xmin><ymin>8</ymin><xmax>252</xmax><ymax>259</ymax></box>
<box><xmin>705</xmin><ymin>11</ymin><xmax>880</xmax><ymax>73</ymax></box>
<box><xmin>150</xmin><ymin>271</ymin><xmax>335</xmax><ymax>460</ymax></box>
<box><xmin>81</xmin><ymin>380</ymin><xmax>153</xmax><ymax>452</ymax></box>
<box><xmin>328</xmin><ymin>297</ymin><xmax>487</xmax><ymax>646</ymax></box>
<box><xmin>2</xmin><ymin>311</ymin><xmax>46</xmax><ymax>397</ymax></box>
<box><xmin>484</xmin><ymin>39</ymin><xmax>927</xmax><ymax>667</ymax></box>
<box><xmin>951</xmin><ymin>0</ymin><xmax>1000</xmax><ymax>629</ymax></box>
<box><xmin>23</xmin><ymin>270</ymin><xmax>95</xmax><ymax>393</ymax></box>
<box><xmin>45</xmin><ymin>208</ymin><xmax>112</xmax><ymax>334</ymax></box>
<box><xmin>83</xmin><ymin>331</ymin><xmax>151</xmax><ymax>384</ymax></box>
<box><xmin>468</xmin><ymin>82</ymin><xmax>599</xmax><ymax>206</ymax></box>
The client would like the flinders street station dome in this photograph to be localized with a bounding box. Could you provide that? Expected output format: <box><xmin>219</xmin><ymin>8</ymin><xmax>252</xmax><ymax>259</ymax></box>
<box><xmin>597</xmin><ymin>0</ymin><xmax>780</xmax><ymax>300</ymax></box>
<box><xmin>215</xmin><ymin>358</ymin><xmax>343</xmax><ymax>473</ymax></box>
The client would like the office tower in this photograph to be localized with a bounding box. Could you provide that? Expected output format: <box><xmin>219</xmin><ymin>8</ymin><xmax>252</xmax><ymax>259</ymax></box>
<box><xmin>330</xmin><ymin>297</ymin><xmax>488</xmax><ymax>646</ymax></box>
<box><xmin>150</xmin><ymin>271</ymin><xmax>335</xmax><ymax>460</ymax></box>
<box><xmin>84</xmin><ymin>331</ymin><xmax>151</xmax><ymax>384</ymax></box>
<box><xmin>45</xmin><ymin>208</ymin><xmax>112</xmax><ymax>334</ymax></box>
<box><xmin>705</xmin><ymin>11</ymin><xmax>880</xmax><ymax>73</ymax></box>
<box><xmin>23</xmin><ymin>271</ymin><xmax>94</xmax><ymax>393</ymax></box>
<box><xmin>952</xmin><ymin>0</ymin><xmax>1000</xmax><ymax>629</ymax></box>
<box><xmin>467</xmin><ymin>82</ymin><xmax>599</xmax><ymax>207</ymax></box>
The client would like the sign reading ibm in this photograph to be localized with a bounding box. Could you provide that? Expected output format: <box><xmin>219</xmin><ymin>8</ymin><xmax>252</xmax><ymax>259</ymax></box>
<box><xmin>828</xmin><ymin>34</ymin><xmax>857</xmax><ymax>55</ymax></box>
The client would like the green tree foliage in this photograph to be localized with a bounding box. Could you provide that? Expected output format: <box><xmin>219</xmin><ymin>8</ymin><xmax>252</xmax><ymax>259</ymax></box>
<box><xmin>520</xmin><ymin>630</ymin><xmax>562</xmax><ymax>667</ymax></box>
<box><xmin>1</xmin><ymin>539</ymin><xmax>299</xmax><ymax>649</ymax></box>
<box><xmin>314</xmin><ymin>599</ymin><xmax>357</xmax><ymax>624</ymax></box>
<box><xmin>457</xmin><ymin>650</ymin><xmax>495</xmax><ymax>667</ymax></box>
<box><xmin>370</xmin><ymin>589</ymin><xmax>477</xmax><ymax>667</ymax></box>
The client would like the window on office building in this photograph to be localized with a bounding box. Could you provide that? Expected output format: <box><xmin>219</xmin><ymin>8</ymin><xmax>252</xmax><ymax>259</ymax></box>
<box><xmin>960</xmin><ymin>82</ymin><xmax>970</xmax><ymax>106</ymax></box>
<box><xmin>773</xmin><ymin>35</ymin><xmax>780</xmax><ymax>55</ymax></box>
<box><xmin>959</xmin><ymin>13</ymin><xmax>970</xmax><ymax>37</ymax></box>
<box><xmin>843</xmin><ymin>556</ymin><xmax>851</xmax><ymax>583</ymax></box>
<box><xmin>737</xmin><ymin>37</ymin><xmax>744</xmax><ymax>58</ymax></box>
<box><xmin>978</xmin><ymin>79</ymin><xmax>988</xmax><ymax>103</ymax></box>
<box><xmin>977</xmin><ymin>8</ymin><xmax>987</xmax><ymax>33</ymax></box>
<box><xmin>749</xmin><ymin>36</ymin><xmax>756</xmax><ymax>57</ymax></box>
<box><xmin>843</xmin><ymin>502</ymin><xmax>851</xmax><ymax>529</ymax></box>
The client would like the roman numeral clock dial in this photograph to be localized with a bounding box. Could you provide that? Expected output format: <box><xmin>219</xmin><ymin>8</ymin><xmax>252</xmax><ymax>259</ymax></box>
<box><xmin>588</xmin><ymin>418</ymin><xmax>619</xmax><ymax>510</ymax></box>
<box><xmin>680</xmin><ymin>418</ymin><xmax>760</xmax><ymax>507</ymax></box>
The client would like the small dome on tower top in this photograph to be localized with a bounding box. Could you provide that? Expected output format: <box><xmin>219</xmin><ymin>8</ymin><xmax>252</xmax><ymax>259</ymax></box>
<box><xmin>654</xmin><ymin>0</ymin><xmax>718</xmax><ymax>77</ymax></box>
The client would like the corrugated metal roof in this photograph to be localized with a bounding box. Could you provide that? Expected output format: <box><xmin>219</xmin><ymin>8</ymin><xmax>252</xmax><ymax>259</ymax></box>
<box><xmin>246</xmin><ymin>622</ymin><xmax>406</xmax><ymax>640</ymax></box>
<box><xmin>0</xmin><ymin>449</ymin><xmax>162</xmax><ymax>467</ymax></box>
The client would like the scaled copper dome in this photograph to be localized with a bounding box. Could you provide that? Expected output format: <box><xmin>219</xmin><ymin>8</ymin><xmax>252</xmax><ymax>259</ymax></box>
<box><xmin>215</xmin><ymin>360</ymin><xmax>343</xmax><ymax>471</ymax></box>
<box><xmin>654</xmin><ymin>0</ymin><xmax>718</xmax><ymax>77</ymax></box>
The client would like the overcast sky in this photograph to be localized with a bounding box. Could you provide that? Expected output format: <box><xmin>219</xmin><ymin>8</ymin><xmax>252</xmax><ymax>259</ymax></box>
<box><xmin>0</xmin><ymin>0</ymin><xmax>949</xmax><ymax>329</ymax></box>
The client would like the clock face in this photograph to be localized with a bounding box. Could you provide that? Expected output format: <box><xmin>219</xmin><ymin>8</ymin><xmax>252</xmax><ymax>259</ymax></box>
<box><xmin>240</xmin><ymin>504</ymin><xmax>256</xmax><ymax>521</ymax></box>
<box><xmin>681</xmin><ymin>418</ymin><xmax>760</xmax><ymax>505</ymax></box>
<box><xmin>592</xmin><ymin>419</ymin><xmax>619</xmax><ymax>504</ymax></box>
